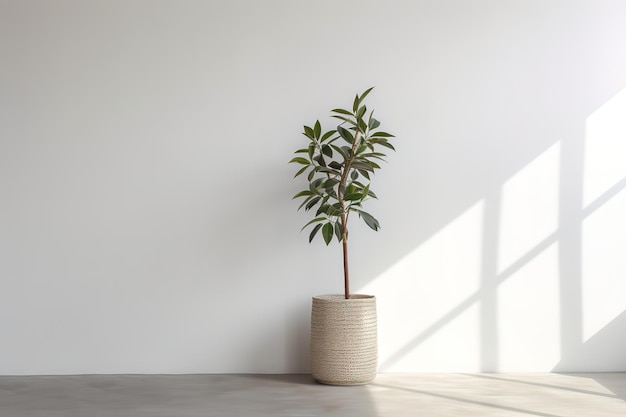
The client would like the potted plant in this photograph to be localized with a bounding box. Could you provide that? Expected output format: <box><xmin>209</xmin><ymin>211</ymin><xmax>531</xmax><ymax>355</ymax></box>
<box><xmin>290</xmin><ymin>87</ymin><xmax>395</xmax><ymax>385</ymax></box>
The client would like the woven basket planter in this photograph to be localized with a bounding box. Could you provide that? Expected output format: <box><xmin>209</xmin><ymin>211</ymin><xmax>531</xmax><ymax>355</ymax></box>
<box><xmin>310</xmin><ymin>294</ymin><xmax>378</xmax><ymax>385</ymax></box>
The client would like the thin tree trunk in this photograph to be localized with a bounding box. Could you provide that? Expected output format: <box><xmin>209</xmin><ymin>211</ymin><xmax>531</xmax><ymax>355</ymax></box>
<box><xmin>341</xmin><ymin>213</ymin><xmax>350</xmax><ymax>299</ymax></box>
<box><xmin>337</xmin><ymin>130</ymin><xmax>361</xmax><ymax>300</ymax></box>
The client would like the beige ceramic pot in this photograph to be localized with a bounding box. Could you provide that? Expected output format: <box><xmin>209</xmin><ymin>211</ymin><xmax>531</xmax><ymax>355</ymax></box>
<box><xmin>310</xmin><ymin>294</ymin><xmax>378</xmax><ymax>385</ymax></box>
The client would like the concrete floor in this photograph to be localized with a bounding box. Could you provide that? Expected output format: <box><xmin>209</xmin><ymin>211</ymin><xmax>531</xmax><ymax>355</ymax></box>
<box><xmin>1</xmin><ymin>373</ymin><xmax>625</xmax><ymax>417</ymax></box>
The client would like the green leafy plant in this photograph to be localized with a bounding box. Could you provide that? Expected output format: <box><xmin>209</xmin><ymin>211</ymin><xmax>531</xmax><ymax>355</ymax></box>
<box><xmin>290</xmin><ymin>87</ymin><xmax>395</xmax><ymax>299</ymax></box>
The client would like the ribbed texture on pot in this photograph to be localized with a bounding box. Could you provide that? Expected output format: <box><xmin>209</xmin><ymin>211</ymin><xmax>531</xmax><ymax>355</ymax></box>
<box><xmin>310</xmin><ymin>294</ymin><xmax>378</xmax><ymax>385</ymax></box>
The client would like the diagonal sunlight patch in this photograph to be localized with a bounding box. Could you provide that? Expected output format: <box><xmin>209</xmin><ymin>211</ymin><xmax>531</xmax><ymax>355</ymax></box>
<box><xmin>498</xmin><ymin>242</ymin><xmax>561</xmax><ymax>371</ymax></box>
<box><xmin>582</xmin><ymin>87</ymin><xmax>626</xmax><ymax>344</ymax></box>
<box><xmin>498</xmin><ymin>142</ymin><xmax>560</xmax><ymax>274</ymax></box>
<box><xmin>360</xmin><ymin>201</ymin><xmax>484</xmax><ymax>372</ymax></box>
<box><xmin>583</xmin><ymin>87</ymin><xmax>626</xmax><ymax>207</ymax></box>
<box><xmin>364</xmin><ymin>142</ymin><xmax>564</xmax><ymax>372</ymax></box>
<box><xmin>582</xmin><ymin>188</ymin><xmax>626</xmax><ymax>343</ymax></box>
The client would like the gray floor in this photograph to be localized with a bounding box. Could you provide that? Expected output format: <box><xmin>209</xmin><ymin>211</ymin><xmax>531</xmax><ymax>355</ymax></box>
<box><xmin>1</xmin><ymin>373</ymin><xmax>625</xmax><ymax>417</ymax></box>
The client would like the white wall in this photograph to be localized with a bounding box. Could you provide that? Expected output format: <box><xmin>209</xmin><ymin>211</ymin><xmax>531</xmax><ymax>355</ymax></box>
<box><xmin>1</xmin><ymin>0</ymin><xmax>625</xmax><ymax>375</ymax></box>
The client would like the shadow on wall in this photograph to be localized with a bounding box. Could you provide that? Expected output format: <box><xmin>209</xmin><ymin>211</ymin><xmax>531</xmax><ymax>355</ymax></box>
<box><xmin>553</xmin><ymin>310</ymin><xmax>626</xmax><ymax>373</ymax></box>
<box><xmin>360</xmin><ymin>84</ymin><xmax>626</xmax><ymax>372</ymax></box>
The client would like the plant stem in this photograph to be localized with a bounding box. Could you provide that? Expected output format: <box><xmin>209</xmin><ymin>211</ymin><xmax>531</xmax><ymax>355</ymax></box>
<box><xmin>342</xmin><ymin>219</ymin><xmax>350</xmax><ymax>299</ymax></box>
<box><xmin>338</xmin><ymin>129</ymin><xmax>361</xmax><ymax>299</ymax></box>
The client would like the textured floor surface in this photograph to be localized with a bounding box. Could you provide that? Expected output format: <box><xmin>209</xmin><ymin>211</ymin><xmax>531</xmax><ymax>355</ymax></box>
<box><xmin>1</xmin><ymin>373</ymin><xmax>625</xmax><ymax>417</ymax></box>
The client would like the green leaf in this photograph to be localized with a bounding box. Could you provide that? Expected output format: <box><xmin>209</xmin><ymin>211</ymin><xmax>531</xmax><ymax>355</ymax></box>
<box><xmin>318</xmin><ymin>166</ymin><xmax>341</xmax><ymax>175</ymax></box>
<box><xmin>289</xmin><ymin>157</ymin><xmax>310</xmax><ymax>165</ymax></box>
<box><xmin>310</xmin><ymin>177</ymin><xmax>324</xmax><ymax>191</ymax></box>
<box><xmin>294</xmin><ymin>148</ymin><xmax>309</xmax><ymax>154</ymax></box>
<box><xmin>316</xmin><ymin>204</ymin><xmax>329</xmax><ymax>217</ymax></box>
<box><xmin>300</xmin><ymin>216</ymin><xmax>326</xmax><ymax>232</ymax></box>
<box><xmin>369</xmin><ymin>118</ymin><xmax>380</xmax><ymax>129</ymax></box>
<box><xmin>362</xmin><ymin>184</ymin><xmax>370</xmax><ymax>201</ymax></box>
<box><xmin>321</xmin><ymin>130</ymin><xmax>337</xmax><ymax>142</ymax></box>
<box><xmin>309</xmin><ymin>223</ymin><xmax>323</xmax><ymax>243</ymax></box>
<box><xmin>314</xmin><ymin>120</ymin><xmax>321</xmax><ymax>139</ymax></box>
<box><xmin>293</xmin><ymin>190</ymin><xmax>314</xmax><ymax>199</ymax></box>
<box><xmin>331</xmin><ymin>115</ymin><xmax>357</xmax><ymax>126</ymax></box>
<box><xmin>359</xmin><ymin>86</ymin><xmax>374</xmax><ymax>103</ymax></box>
<box><xmin>297</xmin><ymin>194</ymin><xmax>316</xmax><ymax>211</ymax></box>
<box><xmin>360</xmin><ymin>151</ymin><xmax>387</xmax><ymax>160</ymax></box>
<box><xmin>334</xmin><ymin>221</ymin><xmax>344</xmax><ymax>241</ymax></box>
<box><xmin>322</xmin><ymin>145</ymin><xmax>333</xmax><ymax>158</ymax></box>
<box><xmin>305</xmin><ymin>196</ymin><xmax>322</xmax><ymax>211</ymax></box>
<box><xmin>294</xmin><ymin>165</ymin><xmax>308</xmax><ymax>178</ymax></box>
<box><xmin>322</xmin><ymin>222</ymin><xmax>333</xmax><ymax>245</ymax></box>
<box><xmin>357</xmin><ymin>210</ymin><xmax>380</xmax><ymax>231</ymax></box>
<box><xmin>317</xmin><ymin>203</ymin><xmax>342</xmax><ymax>217</ymax></box>
<box><xmin>353</xmin><ymin>94</ymin><xmax>359</xmax><ymax>112</ymax></box>
<box><xmin>372</xmin><ymin>140</ymin><xmax>396</xmax><ymax>151</ymax></box>
<box><xmin>371</xmin><ymin>131</ymin><xmax>395</xmax><ymax>138</ymax></box>
<box><xmin>324</xmin><ymin>178</ymin><xmax>340</xmax><ymax>189</ymax></box>
<box><xmin>297</xmin><ymin>194</ymin><xmax>313</xmax><ymax>210</ymax></box>
<box><xmin>357</xmin><ymin>117</ymin><xmax>368</xmax><ymax>134</ymax></box>
<box><xmin>351</xmin><ymin>161</ymin><xmax>374</xmax><ymax>172</ymax></box>
<box><xmin>356</xmin><ymin>105</ymin><xmax>366</xmax><ymax>120</ymax></box>
<box><xmin>337</xmin><ymin>126</ymin><xmax>354</xmax><ymax>144</ymax></box>
<box><xmin>332</xmin><ymin>108</ymin><xmax>353</xmax><ymax>116</ymax></box>
<box><xmin>369</xmin><ymin>160</ymin><xmax>381</xmax><ymax>170</ymax></box>
<box><xmin>331</xmin><ymin>145</ymin><xmax>348</xmax><ymax>159</ymax></box>
<box><xmin>328</xmin><ymin>161</ymin><xmax>342</xmax><ymax>170</ymax></box>
<box><xmin>355</xmin><ymin>143</ymin><xmax>368</xmax><ymax>155</ymax></box>
<box><xmin>344</xmin><ymin>193</ymin><xmax>363</xmax><ymax>201</ymax></box>
<box><xmin>350</xmin><ymin>170</ymin><xmax>358</xmax><ymax>180</ymax></box>
<box><xmin>303</xmin><ymin>125</ymin><xmax>314</xmax><ymax>139</ymax></box>
<box><xmin>313</xmin><ymin>154</ymin><xmax>326</xmax><ymax>167</ymax></box>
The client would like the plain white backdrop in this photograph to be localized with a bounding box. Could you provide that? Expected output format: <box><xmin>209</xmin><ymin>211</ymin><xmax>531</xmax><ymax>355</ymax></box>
<box><xmin>1</xmin><ymin>0</ymin><xmax>625</xmax><ymax>375</ymax></box>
